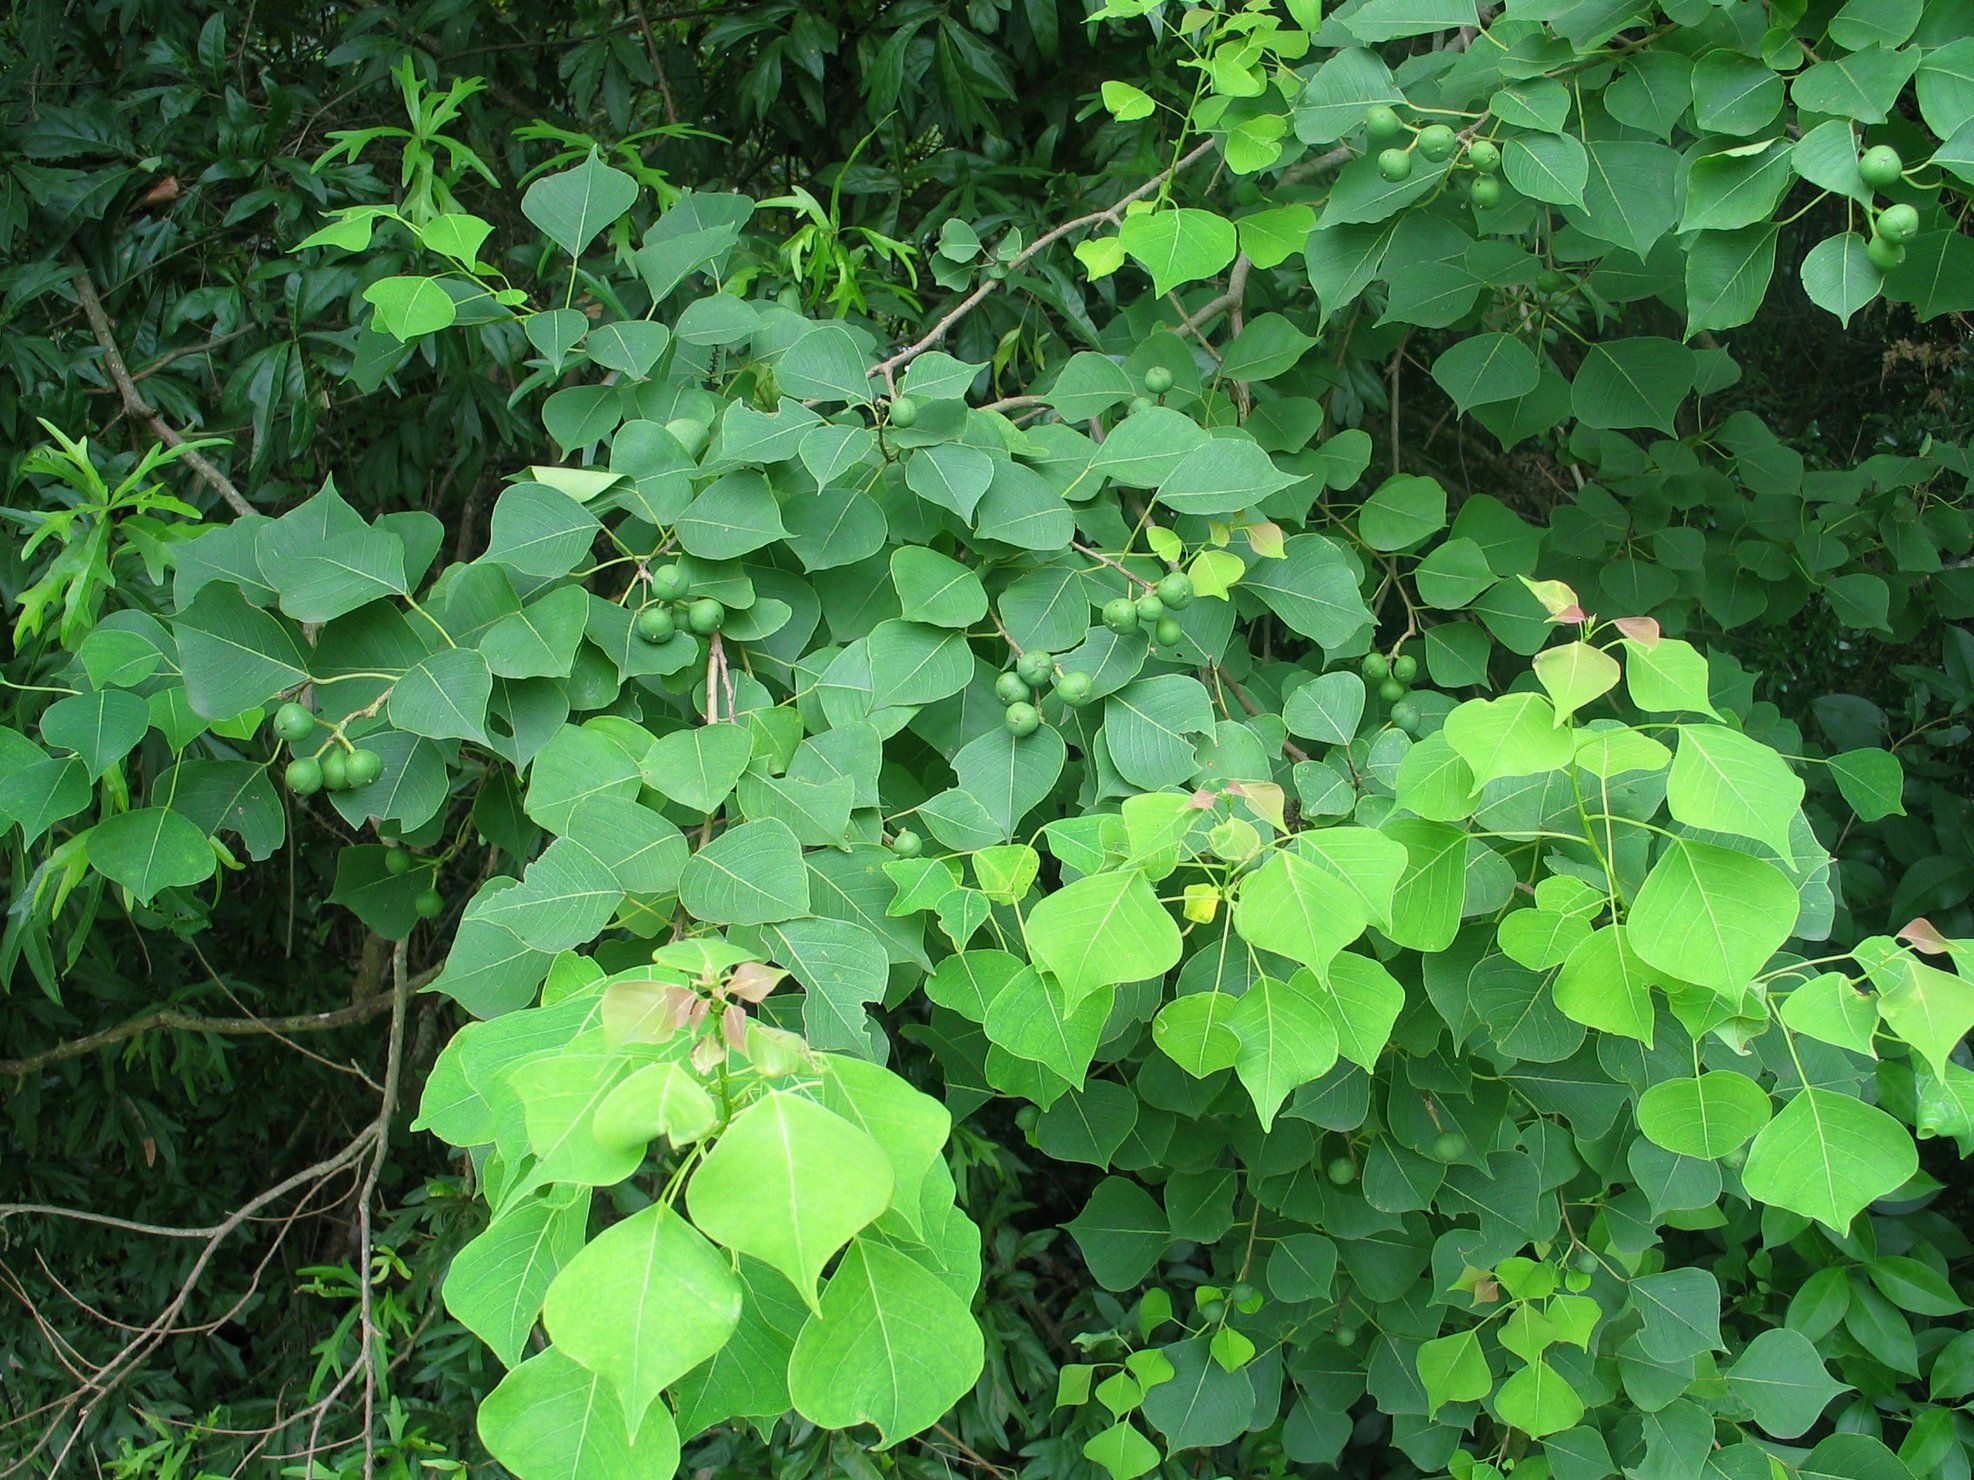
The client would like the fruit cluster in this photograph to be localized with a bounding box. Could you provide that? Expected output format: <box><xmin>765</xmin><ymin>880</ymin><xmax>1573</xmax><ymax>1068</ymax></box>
<box><xmin>273</xmin><ymin>701</ymin><xmax>382</xmax><ymax>795</ymax></box>
<box><xmin>634</xmin><ymin>562</ymin><xmax>724</xmax><ymax>644</ymax></box>
<box><xmin>1361</xmin><ymin>649</ymin><xmax>1422</xmax><ymax>733</ymax></box>
<box><xmin>1859</xmin><ymin>145</ymin><xmax>1917</xmax><ymax>271</ymax></box>
<box><xmin>1365</xmin><ymin>105</ymin><xmax>1505</xmax><ymax>208</ymax></box>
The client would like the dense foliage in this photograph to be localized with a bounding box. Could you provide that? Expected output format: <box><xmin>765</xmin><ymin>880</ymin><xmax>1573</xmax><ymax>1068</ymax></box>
<box><xmin>4</xmin><ymin>1</ymin><xmax>1974</xmax><ymax>1477</ymax></box>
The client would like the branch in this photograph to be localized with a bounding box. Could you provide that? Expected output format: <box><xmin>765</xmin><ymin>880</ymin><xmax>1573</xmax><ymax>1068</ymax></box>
<box><xmin>66</xmin><ymin>257</ymin><xmax>255</xmax><ymax>518</ymax></box>
<box><xmin>872</xmin><ymin>138</ymin><xmax>1220</xmax><ymax>378</ymax></box>
<box><xmin>0</xmin><ymin>972</ymin><xmax>437</xmax><ymax>1080</ymax></box>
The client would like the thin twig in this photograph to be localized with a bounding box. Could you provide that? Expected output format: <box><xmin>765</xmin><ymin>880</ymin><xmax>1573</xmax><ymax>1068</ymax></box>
<box><xmin>872</xmin><ymin>139</ymin><xmax>1220</xmax><ymax>378</ymax></box>
<box><xmin>66</xmin><ymin>256</ymin><xmax>255</xmax><ymax>517</ymax></box>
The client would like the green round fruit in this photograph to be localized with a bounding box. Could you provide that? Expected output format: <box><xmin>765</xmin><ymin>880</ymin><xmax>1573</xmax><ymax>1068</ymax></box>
<box><xmin>1377</xmin><ymin>147</ymin><xmax>1414</xmax><ymax>183</ymax></box>
<box><xmin>1156</xmin><ymin>571</ymin><xmax>1193</xmax><ymax>610</ymax></box>
<box><xmin>1136</xmin><ymin>593</ymin><xmax>1165</xmax><ymax>624</ymax></box>
<box><xmin>1004</xmin><ymin>701</ymin><xmax>1041</xmax><ymax>738</ymax></box>
<box><xmin>345</xmin><ymin>747</ymin><xmax>383</xmax><ymax>787</ymax></box>
<box><xmin>284</xmin><ymin>757</ymin><xmax>323</xmax><ymax>795</ymax></box>
<box><xmin>890</xmin><ymin>829</ymin><xmax>923</xmax><ymax>859</ymax></box>
<box><xmin>1417</xmin><ymin>123</ymin><xmax>1456</xmax><ymax>161</ymax></box>
<box><xmin>1127</xmin><ymin>394</ymin><xmax>1155</xmax><ymax>417</ymax></box>
<box><xmin>384</xmin><ymin>847</ymin><xmax>415</xmax><ymax>877</ymax></box>
<box><xmin>1722</xmin><ymin>1144</ymin><xmax>1748</xmax><ymax>1171</ymax></box>
<box><xmin>1874</xmin><ymin>202</ymin><xmax>1920</xmax><ymax>244</ymax></box>
<box><xmin>648</xmin><ymin>563</ymin><xmax>689</xmax><ymax>601</ymax></box>
<box><xmin>686</xmin><ymin>597</ymin><xmax>725</xmax><ymax>635</ymax></box>
<box><xmin>413</xmin><ymin>887</ymin><xmax>445</xmax><ymax>920</ymax></box>
<box><xmin>272</xmin><ymin>701</ymin><xmax>315</xmax><ymax>742</ymax></box>
<box><xmin>1057</xmin><ymin>671</ymin><xmax>1094</xmax><ymax>706</ymax></box>
<box><xmin>1197</xmin><ymin>1298</ymin><xmax>1225</xmax><ymax>1322</ymax></box>
<box><xmin>1231</xmin><ymin>1282</ymin><xmax>1255</xmax><ymax>1304</ymax></box>
<box><xmin>1390</xmin><ymin>699</ymin><xmax>1421</xmax><ymax>733</ymax></box>
<box><xmin>888</xmin><ymin>394</ymin><xmax>918</xmax><ymax>428</ymax></box>
<box><xmin>1866</xmin><ymin>234</ymin><xmax>1906</xmax><ymax>272</ymax></box>
<box><xmin>1858</xmin><ymin>144</ymin><xmax>1903</xmax><ymax>191</ymax></box>
<box><xmin>1471</xmin><ymin>175</ymin><xmax>1504</xmax><ymax>209</ymax></box>
<box><xmin>1468</xmin><ymin>138</ymin><xmax>1501</xmax><ymax>173</ymax></box>
<box><xmin>1016</xmin><ymin>650</ymin><xmax>1054</xmax><ymax>687</ymax></box>
<box><xmin>1361</xmin><ymin>652</ymin><xmax>1390</xmax><ymax>681</ymax></box>
<box><xmin>1327</xmin><ymin>1156</ymin><xmax>1357</xmax><ymax>1186</ymax></box>
<box><xmin>1431</xmin><ymin>1130</ymin><xmax>1468</xmax><ymax>1162</ymax></box>
<box><xmin>1143</xmin><ymin>364</ymin><xmax>1175</xmax><ymax>395</ymax></box>
<box><xmin>1102</xmin><ymin>597</ymin><xmax>1140</xmax><ymax>635</ymax></box>
<box><xmin>1572</xmin><ymin>1250</ymin><xmax>1600</xmax><ymax>1275</ymax></box>
<box><xmin>1155</xmin><ymin>617</ymin><xmax>1185</xmax><ymax>647</ymax></box>
<box><xmin>1378</xmin><ymin>676</ymin><xmax>1407</xmax><ymax>704</ymax></box>
<box><xmin>1335</xmin><ymin>1325</ymin><xmax>1359</xmax><ymax>1348</ymax></box>
<box><xmin>995</xmin><ymin>671</ymin><xmax>1033</xmax><ymax>705</ymax></box>
<box><xmin>1392</xmin><ymin>654</ymin><xmax>1418</xmax><ymax>683</ymax></box>
<box><xmin>320</xmin><ymin>749</ymin><xmax>349</xmax><ymax>791</ymax></box>
<box><xmin>665</xmin><ymin>417</ymin><xmax>709</xmax><ymax>457</ymax></box>
<box><xmin>1364</xmin><ymin>104</ymin><xmax>1403</xmax><ymax>144</ymax></box>
<box><xmin>1537</xmin><ymin>268</ymin><xmax>1567</xmax><ymax>294</ymax></box>
<box><xmin>635</xmin><ymin>604</ymin><xmax>675</xmax><ymax>643</ymax></box>
<box><xmin>1014</xmin><ymin>1105</ymin><xmax>1040</xmax><ymax>1131</ymax></box>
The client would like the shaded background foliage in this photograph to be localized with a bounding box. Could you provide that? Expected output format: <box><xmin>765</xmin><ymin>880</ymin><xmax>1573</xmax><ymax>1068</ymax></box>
<box><xmin>1</xmin><ymin>0</ymin><xmax>1971</xmax><ymax>1474</ymax></box>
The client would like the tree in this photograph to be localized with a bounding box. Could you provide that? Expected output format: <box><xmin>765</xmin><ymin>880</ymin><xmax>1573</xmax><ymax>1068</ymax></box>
<box><xmin>4</xmin><ymin>0</ymin><xmax>1974</xmax><ymax>1475</ymax></box>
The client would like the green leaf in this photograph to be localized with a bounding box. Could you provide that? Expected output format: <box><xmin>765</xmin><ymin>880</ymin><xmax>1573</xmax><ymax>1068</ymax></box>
<box><xmin>676</xmin><ymin>471</ymin><xmax>786</xmax><ymax>559</ymax></box>
<box><xmin>677</xmin><ymin>818</ymin><xmax>810</xmax><ymax>925</ymax></box>
<box><xmin>1104</xmin><ymin>676</ymin><xmax>1214</xmax><ymax>790</ymax></box>
<box><xmin>1801</xmin><ymin>233</ymin><xmax>1883</xmax><ymax>327</ymax></box>
<box><xmin>174</xmin><ymin>584</ymin><xmax>310</xmax><ymax>720</ymax></box>
<box><xmin>1140</xmin><ymin>1336</ymin><xmax>1252</xmax><ymax>1450</ymax></box>
<box><xmin>1153</xmin><ymin>437</ymin><xmax>1295</xmax><ymax>516</ymax></box>
<box><xmin>1872</xmin><ymin>951</ymin><xmax>1974</xmax><ymax>1079</ymax></box>
<box><xmin>1495</xmin><ymin>1357</ymin><xmax>1584</xmax><ymax>1437</ymax></box>
<box><xmin>1234</xmin><ymin>850</ymin><xmax>1368</xmax><ymax>977</ymax></box>
<box><xmin>484</xmin><ymin>484</ymin><xmax>604</xmax><ymax>578</ymax></box>
<box><xmin>1293</xmin><ymin>48</ymin><xmax>1402</xmax><ymax>143</ymax></box>
<box><xmin>542</xmin><ymin>1204</ymin><xmax>740</xmax><ymax>1438</ymax></box>
<box><xmin>891</xmin><ymin>547</ymin><xmax>987</xmax><ymax>628</ymax></box>
<box><xmin>1692</xmin><ymin>50</ymin><xmax>1783</xmax><ymax>135</ymax></box>
<box><xmin>1742</xmin><ymin>1088</ymin><xmax>1918</xmax><ymax>1232</ymax></box>
<box><xmin>362</xmin><ymin>275</ymin><xmax>457</xmax><ymax>340</ymax></box>
<box><xmin>1118</xmin><ymin>208</ymin><xmax>1238</xmax><ymax>297</ymax></box>
<box><xmin>1242</xmin><ymin>534</ymin><xmax>1373</xmax><ymax>649</ymax></box>
<box><xmin>1283</xmin><ymin>672</ymin><xmax>1364</xmax><ymax>745</ymax></box>
<box><xmin>1443</xmin><ymin>693</ymin><xmax>1574</xmax><ymax>786</ymax></box>
<box><xmin>478</xmin><ymin>1347</ymin><xmax>679</xmax><ymax>1479</ymax></box>
<box><xmin>1637</xmin><ymin>1073</ymin><xmax>1772</xmax><ymax>1159</ymax></box>
<box><xmin>686</xmin><ymin>1090</ymin><xmax>892</xmax><ymax>1308</ymax></box>
<box><xmin>1572</xmin><ymin>338</ymin><xmax>1695</xmax><ymax>434</ymax></box>
<box><xmin>1666</xmin><ymin>724</ymin><xmax>1805</xmax><ymax>856</ymax></box>
<box><xmin>1623</xmin><ymin>637</ymin><xmax>1721</xmax><ymax>717</ymax></box>
<box><xmin>1229</xmin><ymin>973</ymin><xmax>1340</xmax><ymax>1130</ymax></box>
<box><xmin>1687</xmin><ymin>225</ymin><xmax>1779</xmax><ymax>335</ymax></box>
<box><xmin>1066</xmin><ymin>1177</ymin><xmax>1169</xmax><ymax>1291</ymax></box>
<box><xmin>867</xmin><ymin>620</ymin><xmax>975</xmax><ymax>708</ymax></box>
<box><xmin>1152</xmin><ymin>992</ymin><xmax>1242</xmax><ymax>1078</ymax></box>
<box><xmin>1431</xmin><ymin>332</ymin><xmax>1541</xmax><ymax>416</ymax></box>
<box><xmin>1532</xmin><ymin>641</ymin><xmax>1620</xmax><ymax>720</ymax></box>
<box><xmin>1726</xmin><ymin>1328</ymin><xmax>1852</xmax><ymax>1439</ymax></box>
<box><xmin>1083</xmin><ymin>1422</ymin><xmax>1161</xmax><ymax>1480</ymax></box>
<box><xmin>1418</xmin><ymin>1328</ymin><xmax>1493</xmax><ymax>1413</ymax></box>
<box><xmin>39</xmin><ymin>689</ymin><xmax>149</xmax><ymax>781</ymax></box>
<box><xmin>1632</xmin><ymin>1267</ymin><xmax>1723</xmax><ymax>1363</ymax></box>
<box><xmin>983</xmin><ymin>966</ymin><xmax>1108</xmax><ymax>1085</ymax></box>
<box><xmin>788</xmin><ymin>1238</ymin><xmax>984</xmax><ymax>1447</ymax></box>
<box><xmin>1505</xmin><ymin>133</ymin><xmax>1588</xmax><ymax>206</ymax></box>
<box><xmin>87</xmin><ymin>807</ymin><xmax>215</xmax><ymax>903</ymax></box>
<box><xmin>1827</xmin><ymin>748</ymin><xmax>1905</xmax><ymax>819</ymax></box>
<box><xmin>645</xmin><ymin>723</ymin><xmax>753</xmax><ymax>814</ymax></box>
<box><xmin>1629</xmin><ymin>840</ymin><xmax>1797</xmax><ymax>996</ymax></box>
<box><xmin>1340</xmin><ymin>0</ymin><xmax>1479</xmax><ymax>43</ymax></box>
<box><xmin>1552</xmin><ymin>926</ymin><xmax>1654</xmax><ymax>1043</ymax></box>
<box><xmin>523</xmin><ymin>149</ymin><xmax>640</xmax><ymax>258</ymax></box>
<box><xmin>776</xmin><ymin>323</ymin><xmax>872</xmax><ymax>402</ymax></box>
<box><xmin>1682</xmin><ymin>141</ymin><xmax>1793</xmax><ymax>233</ymax></box>
<box><xmin>390</xmin><ymin>646</ymin><xmax>493</xmax><ymax>744</ymax></box>
<box><xmin>482</xmin><ymin>585</ymin><xmax>588</xmax><ymax>679</ymax></box>
<box><xmin>1027</xmin><ymin>868</ymin><xmax>1182</xmax><ymax>1009</ymax></box>
<box><xmin>1358</xmin><ymin>473</ymin><xmax>1448</xmax><ymax>551</ymax></box>
<box><xmin>1317</xmin><ymin>954</ymin><xmax>1406</xmax><ymax>1067</ymax></box>
<box><xmin>1782</xmin><ymin>971</ymin><xmax>1879</xmax><ymax>1055</ymax></box>
<box><xmin>443</xmin><ymin>1189</ymin><xmax>591</xmax><ymax>1367</ymax></box>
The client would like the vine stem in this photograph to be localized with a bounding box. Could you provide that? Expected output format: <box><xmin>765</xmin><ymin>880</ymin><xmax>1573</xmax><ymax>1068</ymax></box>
<box><xmin>870</xmin><ymin>138</ymin><xmax>1220</xmax><ymax>378</ymax></box>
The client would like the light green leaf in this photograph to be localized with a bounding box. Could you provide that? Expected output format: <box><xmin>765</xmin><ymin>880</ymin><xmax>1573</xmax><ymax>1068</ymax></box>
<box><xmin>1552</xmin><ymin>926</ymin><xmax>1654</xmax><ymax>1043</ymax></box>
<box><xmin>1443</xmin><ymin>693</ymin><xmax>1574</xmax><ymax>786</ymax></box>
<box><xmin>1118</xmin><ymin>208</ymin><xmax>1238</xmax><ymax>296</ymax></box>
<box><xmin>1532</xmin><ymin>641</ymin><xmax>1620</xmax><ymax>720</ymax></box>
<box><xmin>1228</xmin><ymin>973</ymin><xmax>1340</xmax><ymax>1129</ymax></box>
<box><xmin>1742</xmin><ymin>1088</ymin><xmax>1917</xmax><ymax>1232</ymax></box>
<box><xmin>1623</xmin><ymin>637</ymin><xmax>1721</xmax><ymax>717</ymax></box>
<box><xmin>479</xmin><ymin>1346</ymin><xmax>679</xmax><ymax>1479</ymax></box>
<box><xmin>788</xmin><ymin>1239</ymin><xmax>985</xmax><ymax>1446</ymax></box>
<box><xmin>543</xmin><ymin>1204</ymin><xmax>741</xmax><ymax>1439</ymax></box>
<box><xmin>1315</xmin><ymin>955</ymin><xmax>1405</xmax><ymax>1067</ymax></box>
<box><xmin>1637</xmin><ymin>1073</ymin><xmax>1772</xmax><ymax>1159</ymax></box>
<box><xmin>362</xmin><ymin>275</ymin><xmax>457</xmax><ymax>340</ymax></box>
<box><xmin>1418</xmin><ymin>1329</ymin><xmax>1493</xmax><ymax>1414</ymax></box>
<box><xmin>1234</xmin><ymin>849</ymin><xmax>1368</xmax><ymax>976</ymax></box>
<box><xmin>1152</xmin><ymin>991</ymin><xmax>1243</xmax><ymax>1078</ymax></box>
<box><xmin>1027</xmin><ymin>869</ymin><xmax>1182</xmax><ymax>1009</ymax></box>
<box><xmin>1495</xmin><ymin>1357</ymin><xmax>1584</xmax><ymax>1437</ymax></box>
<box><xmin>686</xmin><ymin>1090</ymin><xmax>892</xmax><ymax>1308</ymax></box>
<box><xmin>1801</xmin><ymin>233</ymin><xmax>1883</xmax><ymax>327</ymax></box>
<box><xmin>1827</xmin><ymin>748</ymin><xmax>1905</xmax><ymax>820</ymax></box>
<box><xmin>1726</xmin><ymin>1328</ymin><xmax>1851</xmax><ymax>1439</ymax></box>
<box><xmin>1667</xmin><ymin>724</ymin><xmax>1805</xmax><ymax>856</ymax></box>
<box><xmin>443</xmin><ymin>1189</ymin><xmax>591</xmax><ymax>1367</ymax></box>
<box><xmin>1629</xmin><ymin>840</ymin><xmax>1797</xmax><ymax>996</ymax></box>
